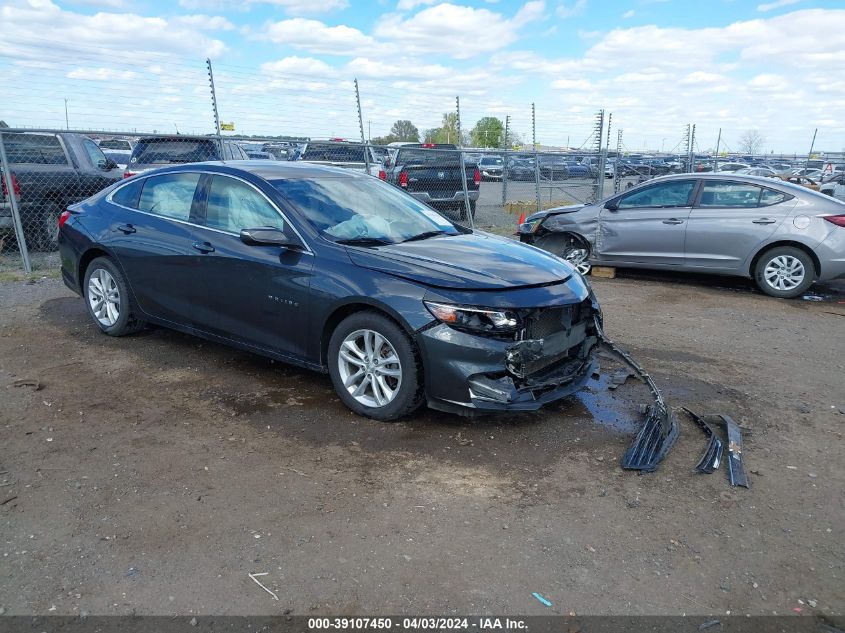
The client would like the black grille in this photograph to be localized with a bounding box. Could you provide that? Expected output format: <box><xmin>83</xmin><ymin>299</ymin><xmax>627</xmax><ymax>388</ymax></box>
<box><xmin>526</xmin><ymin>300</ymin><xmax>591</xmax><ymax>340</ymax></box>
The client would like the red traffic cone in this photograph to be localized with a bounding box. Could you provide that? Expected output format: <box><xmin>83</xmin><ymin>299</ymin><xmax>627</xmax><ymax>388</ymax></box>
<box><xmin>518</xmin><ymin>212</ymin><xmax>526</xmax><ymax>225</ymax></box>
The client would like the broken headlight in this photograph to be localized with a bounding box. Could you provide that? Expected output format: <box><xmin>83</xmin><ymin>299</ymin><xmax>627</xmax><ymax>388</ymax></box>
<box><xmin>424</xmin><ymin>301</ymin><xmax>519</xmax><ymax>334</ymax></box>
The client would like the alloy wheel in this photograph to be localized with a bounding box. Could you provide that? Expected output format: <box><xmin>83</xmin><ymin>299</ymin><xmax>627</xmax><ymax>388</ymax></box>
<box><xmin>563</xmin><ymin>247</ymin><xmax>591</xmax><ymax>275</ymax></box>
<box><xmin>88</xmin><ymin>268</ymin><xmax>121</xmax><ymax>326</ymax></box>
<box><xmin>763</xmin><ymin>255</ymin><xmax>805</xmax><ymax>291</ymax></box>
<box><xmin>337</xmin><ymin>329</ymin><xmax>402</xmax><ymax>408</ymax></box>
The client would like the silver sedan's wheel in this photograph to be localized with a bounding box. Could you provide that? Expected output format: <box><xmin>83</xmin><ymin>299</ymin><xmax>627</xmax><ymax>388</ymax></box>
<box><xmin>337</xmin><ymin>329</ymin><xmax>402</xmax><ymax>408</ymax></box>
<box><xmin>563</xmin><ymin>246</ymin><xmax>591</xmax><ymax>275</ymax></box>
<box><xmin>87</xmin><ymin>268</ymin><xmax>121</xmax><ymax>327</ymax></box>
<box><xmin>763</xmin><ymin>254</ymin><xmax>805</xmax><ymax>292</ymax></box>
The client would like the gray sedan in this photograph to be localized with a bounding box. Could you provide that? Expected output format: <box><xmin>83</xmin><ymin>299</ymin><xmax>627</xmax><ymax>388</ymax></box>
<box><xmin>519</xmin><ymin>173</ymin><xmax>845</xmax><ymax>298</ymax></box>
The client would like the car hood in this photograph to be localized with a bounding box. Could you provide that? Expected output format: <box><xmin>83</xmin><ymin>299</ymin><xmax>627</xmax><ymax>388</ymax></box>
<box><xmin>347</xmin><ymin>232</ymin><xmax>574</xmax><ymax>290</ymax></box>
<box><xmin>525</xmin><ymin>203</ymin><xmax>587</xmax><ymax>223</ymax></box>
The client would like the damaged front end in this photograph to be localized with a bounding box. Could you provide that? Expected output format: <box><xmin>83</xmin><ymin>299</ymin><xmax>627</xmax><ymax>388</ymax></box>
<box><xmin>418</xmin><ymin>296</ymin><xmax>600</xmax><ymax>414</ymax></box>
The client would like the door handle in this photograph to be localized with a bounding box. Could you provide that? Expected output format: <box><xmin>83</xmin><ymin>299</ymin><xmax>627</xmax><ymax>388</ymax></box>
<box><xmin>192</xmin><ymin>241</ymin><xmax>215</xmax><ymax>254</ymax></box>
<box><xmin>115</xmin><ymin>223</ymin><xmax>136</xmax><ymax>234</ymax></box>
<box><xmin>662</xmin><ymin>218</ymin><xmax>684</xmax><ymax>225</ymax></box>
<box><xmin>752</xmin><ymin>218</ymin><xmax>776</xmax><ymax>224</ymax></box>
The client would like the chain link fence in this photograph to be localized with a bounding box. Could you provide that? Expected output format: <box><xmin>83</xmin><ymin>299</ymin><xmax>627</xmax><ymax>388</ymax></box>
<box><xmin>0</xmin><ymin>129</ymin><xmax>611</xmax><ymax>272</ymax></box>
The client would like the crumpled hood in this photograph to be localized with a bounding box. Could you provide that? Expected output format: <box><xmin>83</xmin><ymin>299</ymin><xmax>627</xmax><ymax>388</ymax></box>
<box><xmin>525</xmin><ymin>203</ymin><xmax>586</xmax><ymax>223</ymax></box>
<box><xmin>346</xmin><ymin>232</ymin><xmax>574</xmax><ymax>290</ymax></box>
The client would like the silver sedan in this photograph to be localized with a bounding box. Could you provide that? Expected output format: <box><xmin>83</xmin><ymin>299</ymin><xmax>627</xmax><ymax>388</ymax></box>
<box><xmin>519</xmin><ymin>173</ymin><xmax>845</xmax><ymax>298</ymax></box>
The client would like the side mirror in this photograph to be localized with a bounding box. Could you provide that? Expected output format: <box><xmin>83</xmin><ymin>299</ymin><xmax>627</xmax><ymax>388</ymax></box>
<box><xmin>605</xmin><ymin>200</ymin><xmax>619</xmax><ymax>211</ymax></box>
<box><xmin>240</xmin><ymin>227</ymin><xmax>301</xmax><ymax>249</ymax></box>
<box><xmin>101</xmin><ymin>158</ymin><xmax>118</xmax><ymax>171</ymax></box>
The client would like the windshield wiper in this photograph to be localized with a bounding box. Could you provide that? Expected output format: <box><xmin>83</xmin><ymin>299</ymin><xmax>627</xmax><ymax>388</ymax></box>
<box><xmin>334</xmin><ymin>237</ymin><xmax>393</xmax><ymax>246</ymax></box>
<box><xmin>401</xmin><ymin>230</ymin><xmax>448</xmax><ymax>243</ymax></box>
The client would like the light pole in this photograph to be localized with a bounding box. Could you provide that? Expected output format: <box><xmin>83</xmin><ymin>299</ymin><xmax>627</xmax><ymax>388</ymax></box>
<box><xmin>64</xmin><ymin>99</ymin><xmax>69</xmax><ymax>130</ymax></box>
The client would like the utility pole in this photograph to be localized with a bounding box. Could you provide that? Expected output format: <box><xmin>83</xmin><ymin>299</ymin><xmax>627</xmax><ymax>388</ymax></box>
<box><xmin>614</xmin><ymin>129</ymin><xmax>623</xmax><ymax>194</ymax></box>
<box><xmin>594</xmin><ymin>109</ymin><xmax>605</xmax><ymax>200</ymax></box>
<box><xmin>532</xmin><ymin>103</ymin><xmax>541</xmax><ymax>214</ymax></box>
<box><xmin>714</xmin><ymin>127</ymin><xmax>722</xmax><ymax>158</ymax></box>
<box><xmin>456</xmin><ymin>96</ymin><xmax>474</xmax><ymax>228</ymax></box>
<box><xmin>206</xmin><ymin>58</ymin><xmax>223</xmax><ymax>157</ymax></box>
<box><xmin>806</xmin><ymin>128</ymin><xmax>818</xmax><ymax>172</ymax></box>
<box><xmin>354</xmin><ymin>79</ymin><xmax>370</xmax><ymax>176</ymax></box>
<box><xmin>64</xmin><ymin>99</ymin><xmax>69</xmax><ymax>130</ymax></box>
<box><xmin>502</xmin><ymin>115</ymin><xmax>510</xmax><ymax>206</ymax></box>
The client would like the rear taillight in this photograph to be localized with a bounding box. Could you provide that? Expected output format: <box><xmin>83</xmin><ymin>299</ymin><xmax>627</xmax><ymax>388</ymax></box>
<box><xmin>422</xmin><ymin>143</ymin><xmax>436</xmax><ymax>148</ymax></box>
<box><xmin>823</xmin><ymin>214</ymin><xmax>845</xmax><ymax>227</ymax></box>
<box><xmin>58</xmin><ymin>210</ymin><xmax>71</xmax><ymax>228</ymax></box>
<box><xmin>378</xmin><ymin>169</ymin><xmax>386</xmax><ymax>181</ymax></box>
<box><xmin>473</xmin><ymin>168</ymin><xmax>481</xmax><ymax>187</ymax></box>
<box><xmin>123</xmin><ymin>170</ymin><xmax>135</xmax><ymax>179</ymax></box>
<box><xmin>399</xmin><ymin>171</ymin><xmax>408</xmax><ymax>188</ymax></box>
<box><xmin>1</xmin><ymin>172</ymin><xmax>20</xmax><ymax>197</ymax></box>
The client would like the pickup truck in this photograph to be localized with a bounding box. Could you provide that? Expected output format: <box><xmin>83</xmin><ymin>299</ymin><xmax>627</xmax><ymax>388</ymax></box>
<box><xmin>294</xmin><ymin>140</ymin><xmax>384</xmax><ymax>178</ymax></box>
<box><xmin>384</xmin><ymin>143</ymin><xmax>480</xmax><ymax>220</ymax></box>
<box><xmin>0</xmin><ymin>132</ymin><xmax>122</xmax><ymax>250</ymax></box>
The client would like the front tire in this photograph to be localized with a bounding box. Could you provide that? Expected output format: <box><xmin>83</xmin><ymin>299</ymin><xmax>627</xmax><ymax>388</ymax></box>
<box><xmin>753</xmin><ymin>246</ymin><xmax>815</xmax><ymax>298</ymax></box>
<box><xmin>83</xmin><ymin>256</ymin><xmax>145</xmax><ymax>335</ymax></box>
<box><xmin>328</xmin><ymin>312</ymin><xmax>424</xmax><ymax>421</ymax></box>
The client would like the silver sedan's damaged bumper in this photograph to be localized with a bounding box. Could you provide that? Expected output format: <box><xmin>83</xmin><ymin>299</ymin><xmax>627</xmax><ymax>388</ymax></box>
<box><xmin>416</xmin><ymin>319</ymin><xmax>599</xmax><ymax>415</ymax></box>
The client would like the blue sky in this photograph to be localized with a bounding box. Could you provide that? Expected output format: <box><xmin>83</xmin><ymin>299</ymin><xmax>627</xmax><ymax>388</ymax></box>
<box><xmin>0</xmin><ymin>0</ymin><xmax>843</xmax><ymax>152</ymax></box>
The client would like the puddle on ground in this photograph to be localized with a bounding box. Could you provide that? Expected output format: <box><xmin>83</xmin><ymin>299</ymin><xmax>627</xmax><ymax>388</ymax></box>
<box><xmin>571</xmin><ymin>372</ymin><xmax>642</xmax><ymax>433</ymax></box>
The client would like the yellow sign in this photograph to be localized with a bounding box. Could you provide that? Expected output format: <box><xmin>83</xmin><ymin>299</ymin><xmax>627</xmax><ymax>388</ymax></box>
<box><xmin>220</xmin><ymin>122</ymin><xmax>235</xmax><ymax>131</ymax></box>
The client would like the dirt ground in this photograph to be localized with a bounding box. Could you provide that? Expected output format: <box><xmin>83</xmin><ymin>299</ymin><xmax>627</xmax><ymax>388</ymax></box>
<box><xmin>0</xmin><ymin>270</ymin><xmax>843</xmax><ymax>617</ymax></box>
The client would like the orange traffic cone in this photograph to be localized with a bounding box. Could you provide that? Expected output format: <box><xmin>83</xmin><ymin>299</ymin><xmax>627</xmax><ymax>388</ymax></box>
<box><xmin>518</xmin><ymin>212</ymin><xmax>525</xmax><ymax>225</ymax></box>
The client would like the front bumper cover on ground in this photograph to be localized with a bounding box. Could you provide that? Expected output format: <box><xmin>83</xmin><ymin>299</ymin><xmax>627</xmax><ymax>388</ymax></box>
<box><xmin>593</xmin><ymin>318</ymin><xmax>680</xmax><ymax>472</ymax></box>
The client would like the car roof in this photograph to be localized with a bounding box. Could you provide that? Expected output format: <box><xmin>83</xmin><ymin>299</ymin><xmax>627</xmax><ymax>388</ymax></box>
<box><xmin>158</xmin><ymin>160</ymin><xmax>362</xmax><ymax>180</ymax></box>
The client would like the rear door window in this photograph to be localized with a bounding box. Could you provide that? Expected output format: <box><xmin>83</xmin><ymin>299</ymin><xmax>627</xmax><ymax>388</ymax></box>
<box><xmin>205</xmin><ymin>176</ymin><xmax>285</xmax><ymax>233</ymax></box>
<box><xmin>4</xmin><ymin>134</ymin><xmax>69</xmax><ymax>165</ymax></box>
<box><xmin>697</xmin><ymin>181</ymin><xmax>762</xmax><ymax>208</ymax></box>
<box><xmin>138</xmin><ymin>173</ymin><xmax>201</xmax><ymax>221</ymax></box>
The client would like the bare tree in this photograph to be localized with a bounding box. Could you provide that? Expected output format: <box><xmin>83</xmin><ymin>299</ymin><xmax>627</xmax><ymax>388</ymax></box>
<box><xmin>738</xmin><ymin>130</ymin><xmax>765</xmax><ymax>155</ymax></box>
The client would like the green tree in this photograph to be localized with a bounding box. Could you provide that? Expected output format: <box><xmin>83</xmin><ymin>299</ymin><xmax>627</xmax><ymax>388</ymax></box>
<box><xmin>470</xmin><ymin>117</ymin><xmax>504</xmax><ymax>148</ymax></box>
<box><xmin>389</xmin><ymin>120</ymin><xmax>419</xmax><ymax>142</ymax></box>
<box><xmin>424</xmin><ymin>112</ymin><xmax>461</xmax><ymax>144</ymax></box>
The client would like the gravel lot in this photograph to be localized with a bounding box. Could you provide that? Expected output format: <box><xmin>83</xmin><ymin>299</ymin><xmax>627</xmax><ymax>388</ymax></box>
<box><xmin>0</xmin><ymin>271</ymin><xmax>843</xmax><ymax>617</ymax></box>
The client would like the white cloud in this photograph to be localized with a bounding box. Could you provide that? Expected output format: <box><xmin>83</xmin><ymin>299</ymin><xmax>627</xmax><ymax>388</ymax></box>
<box><xmin>262</xmin><ymin>2</ymin><xmax>546</xmax><ymax>59</ymax></box>
<box><xmin>622</xmin><ymin>9</ymin><xmax>635</xmax><ymax>18</ymax></box>
<box><xmin>175</xmin><ymin>14</ymin><xmax>235</xmax><ymax>30</ymax></box>
<box><xmin>757</xmin><ymin>0</ymin><xmax>799</xmax><ymax>12</ymax></box>
<box><xmin>556</xmin><ymin>0</ymin><xmax>586</xmax><ymax>18</ymax></box>
<box><xmin>67</xmin><ymin>67</ymin><xmax>136</xmax><ymax>81</ymax></box>
<box><xmin>178</xmin><ymin>0</ymin><xmax>347</xmax><ymax>13</ymax></box>
<box><xmin>262</xmin><ymin>18</ymin><xmax>379</xmax><ymax>56</ymax></box>
<box><xmin>373</xmin><ymin>1</ymin><xmax>546</xmax><ymax>58</ymax></box>
<box><xmin>395</xmin><ymin>0</ymin><xmax>437</xmax><ymax>9</ymax></box>
<box><xmin>0</xmin><ymin>0</ymin><xmax>228</xmax><ymax>59</ymax></box>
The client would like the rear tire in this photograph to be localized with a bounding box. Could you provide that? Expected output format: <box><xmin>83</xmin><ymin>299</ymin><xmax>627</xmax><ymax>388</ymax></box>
<box><xmin>83</xmin><ymin>256</ymin><xmax>145</xmax><ymax>335</ymax></box>
<box><xmin>753</xmin><ymin>246</ymin><xmax>815</xmax><ymax>298</ymax></box>
<box><xmin>328</xmin><ymin>312</ymin><xmax>424</xmax><ymax>421</ymax></box>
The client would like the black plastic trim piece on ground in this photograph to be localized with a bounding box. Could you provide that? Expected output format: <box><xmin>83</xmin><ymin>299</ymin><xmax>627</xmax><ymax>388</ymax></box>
<box><xmin>683</xmin><ymin>407</ymin><xmax>723</xmax><ymax>474</ymax></box>
<box><xmin>593</xmin><ymin>317</ymin><xmax>679</xmax><ymax>473</ymax></box>
<box><xmin>719</xmin><ymin>413</ymin><xmax>749</xmax><ymax>488</ymax></box>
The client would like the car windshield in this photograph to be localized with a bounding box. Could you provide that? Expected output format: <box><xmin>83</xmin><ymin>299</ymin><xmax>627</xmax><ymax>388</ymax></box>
<box><xmin>272</xmin><ymin>176</ymin><xmax>461</xmax><ymax>244</ymax></box>
<box><xmin>480</xmin><ymin>157</ymin><xmax>502</xmax><ymax>166</ymax></box>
